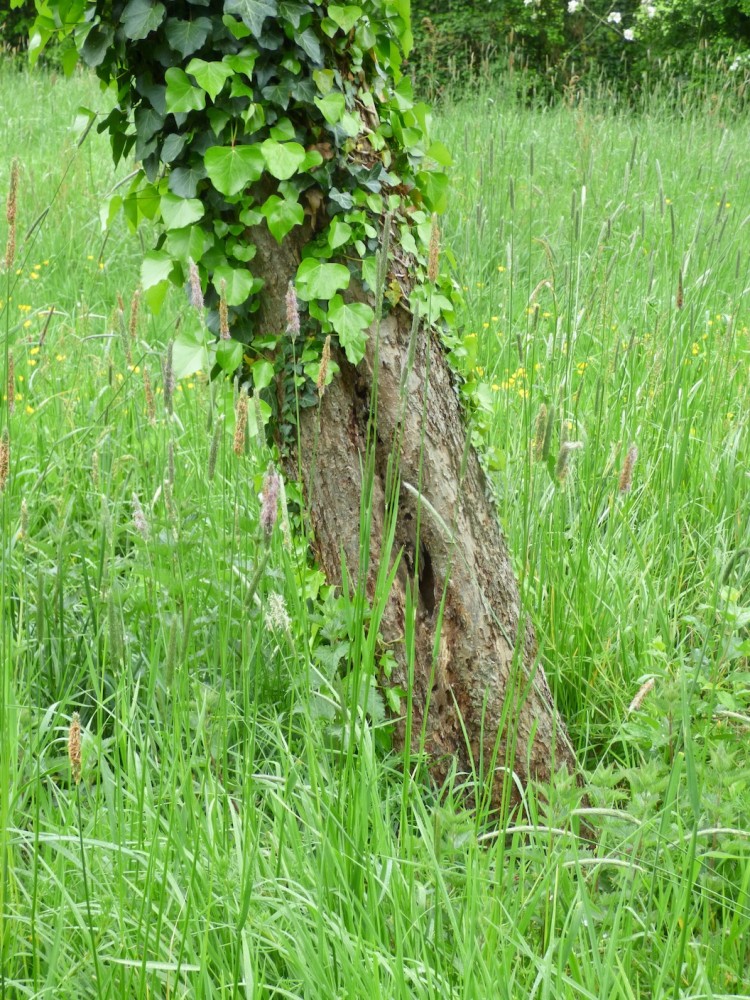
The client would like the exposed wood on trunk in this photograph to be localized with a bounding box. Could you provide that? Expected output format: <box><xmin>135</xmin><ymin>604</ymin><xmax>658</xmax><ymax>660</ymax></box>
<box><xmin>251</xmin><ymin>223</ymin><xmax>580</xmax><ymax>811</ymax></box>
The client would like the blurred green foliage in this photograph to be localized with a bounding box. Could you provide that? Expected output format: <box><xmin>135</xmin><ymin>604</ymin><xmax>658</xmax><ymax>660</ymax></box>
<box><xmin>408</xmin><ymin>0</ymin><xmax>750</xmax><ymax>98</ymax></box>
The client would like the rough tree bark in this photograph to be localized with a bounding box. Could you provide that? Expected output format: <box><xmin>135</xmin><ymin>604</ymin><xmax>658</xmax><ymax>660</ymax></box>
<box><xmin>253</xmin><ymin>219</ymin><xmax>580</xmax><ymax>811</ymax></box>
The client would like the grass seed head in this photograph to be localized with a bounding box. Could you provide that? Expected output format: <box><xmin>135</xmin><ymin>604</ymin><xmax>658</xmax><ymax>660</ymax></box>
<box><xmin>233</xmin><ymin>387</ymin><xmax>248</xmax><ymax>456</ymax></box>
<box><xmin>261</xmin><ymin>465</ymin><xmax>280</xmax><ymax>537</ymax></box>
<box><xmin>286</xmin><ymin>281</ymin><xmax>300</xmax><ymax>340</ymax></box>
<box><xmin>128</xmin><ymin>287</ymin><xmax>141</xmax><ymax>341</ymax></box>
<box><xmin>428</xmin><ymin>213</ymin><xmax>440</xmax><ymax>283</ymax></box>
<box><xmin>534</xmin><ymin>403</ymin><xmax>548</xmax><ymax>460</ymax></box>
<box><xmin>317</xmin><ymin>336</ymin><xmax>331</xmax><ymax>398</ymax></box>
<box><xmin>207</xmin><ymin>414</ymin><xmax>223</xmax><ymax>480</ymax></box>
<box><xmin>555</xmin><ymin>440</ymin><xmax>583</xmax><ymax>482</ymax></box>
<box><xmin>219</xmin><ymin>278</ymin><xmax>230</xmax><ymax>340</ymax></box>
<box><xmin>7</xmin><ymin>352</ymin><xmax>14</xmax><ymax>416</ymax></box>
<box><xmin>132</xmin><ymin>492</ymin><xmax>150</xmax><ymax>540</ymax></box>
<box><xmin>68</xmin><ymin>712</ymin><xmax>82</xmax><ymax>785</ymax></box>
<box><xmin>4</xmin><ymin>158</ymin><xmax>19</xmax><ymax>271</ymax></box>
<box><xmin>142</xmin><ymin>364</ymin><xmax>155</xmax><ymax>424</ymax></box>
<box><xmin>188</xmin><ymin>260</ymin><xmax>204</xmax><ymax>311</ymax></box>
<box><xmin>0</xmin><ymin>427</ymin><xmax>10</xmax><ymax>492</ymax></box>
<box><xmin>619</xmin><ymin>443</ymin><xmax>638</xmax><ymax>493</ymax></box>
<box><xmin>676</xmin><ymin>269</ymin><xmax>684</xmax><ymax>309</ymax></box>
<box><xmin>163</xmin><ymin>340</ymin><xmax>175</xmax><ymax>415</ymax></box>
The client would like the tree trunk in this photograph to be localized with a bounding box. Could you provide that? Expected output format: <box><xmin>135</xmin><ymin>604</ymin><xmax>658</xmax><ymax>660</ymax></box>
<box><xmin>252</xmin><ymin>220</ymin><xmax>580</xmax><ymax>812</ymax></box>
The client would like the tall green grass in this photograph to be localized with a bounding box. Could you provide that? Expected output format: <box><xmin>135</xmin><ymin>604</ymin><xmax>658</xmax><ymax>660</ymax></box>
<box><xmin>1</xmin><ymin>62</ymin><xmax>749</xmax><ymax>997</ymax></box>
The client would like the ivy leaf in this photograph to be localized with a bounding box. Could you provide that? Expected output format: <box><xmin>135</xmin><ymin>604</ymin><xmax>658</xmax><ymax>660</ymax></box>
<box><xmin>416</xmin><ymin>170</ymin><xmax>450</xmax><ymax>214</ymax></box>
<box><xmin>160</xmin><ymin>193</ymin><xmax>205</xmax><ymax>230</ymax></box>
<box><xmin>261</xmin><ymin>194</ymin><xmax>304</xmax><ymax>243</ymax></box>
<box><xmin>327</xmin><ymin>216</ymin><xmax>352</xmax><ymax>250</ymax></box>
<box><xmin>251</xmin><ymin>359</ymin><xmax>275</xmax><ymax>390</ymax></box>
<box><xmin>169</xmin><ymin>163</ymin><xmax>207</xmax><ymax>198</ymax></box>
<box><xmin>80</xmin><ymin>23</ymin><xmax>114</xmax><ymax>67</ymax></box>
<box><xmin>121</xmin><ymin>0</ymin><xmax>166</xmax><ymax>40</ymax></box>
<box><xmin>204</xmin><ymin>145</ymin><xmax>264</xmax><ymax>196</ymax></box>
<box><xmin>328</xmin><ymin>294</ymin><xmax>372</xmax><ymax>364</ymax></box>
<box><xmin>164</xmin><ymin>17</ymin><xmax>212</xmax><ymax>57</ymax></box>
<box><xmin>186</xmin><ymin>58</ymin><xmax>234</xmax><ymax>101</ymax></box>
<box><xmin>224</xmin><ymin>0</ymin><xmax>278</xmax><ymax>38</ymax></box>
<box><xmin>165</xmin><ymin>67</ymin><xmax>206</xmax><ymax>113</ymax></box>
<box><xmin>260</xmin><ymin>139</ymin><xmax>306</xmax><ymax>180</ymax></box>
<box><xmin>314</xmin><ymin>92</ymin><xmax>345</xmax><ymax>125</ymax></box>
<box><xmin>327</xmin><ymin>5</ymin><xmax>362</xmax><ymax>33</ymax></box>
<box><xmin>213</xmin><ymin>265</ymin><xmax>256</xmax><ymax>306</ymax></box>
<box><xmin>173</xmin><ymin>322</ymin><xmax>210</xmax><ymax>379</ymax></box>
<box><xmin>216</xmin><ymin>338</ymin><xmax>244</xmax><ymax>374</ymax></box>
<box><xmin>296</xmin><ymin>27</ymin><xmax>322</xmax><ymax>63</ymax></box>
<box><xmin>295</xmin><ymin>258</ymin><xmax>350</xmax><ymax>301</ymax></box>
<box><xmin>140</xmin><ymin>250</ymin><xmax>175</xmax><ymax>312</ymax></box>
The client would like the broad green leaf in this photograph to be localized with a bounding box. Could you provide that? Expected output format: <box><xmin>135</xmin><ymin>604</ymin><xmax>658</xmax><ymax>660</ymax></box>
<box><xmin>160</xmin><ymin>193</ymin><xmax>204</xmax><ymax>230</ymax></box>
<box><xmin>224</xmin><ymin>0</ymin><xmax>278</xmax><ymax>37</ymax></box>
<box><xmin>204</xmin><ymin>145</ymin><xmax>264</xmax><ymax>196</ymax></box>
<box><xmin>80</xmin><ymin>23</ymin><xmax>114</xmax><ymax>66</ymax></box>
<box><xmin>261</xmin><ymin>194</ymin><xmax>304</xmax><ymax>243</ymax></box>
<box><xmin>121</xmin><ymin>0</ymin><xmax>165</xmax><ymax>40</ymax></box>
<box><xmin>99</xmin><ymin>194</ymin><xmax>122</xmax><ymax>231</ymax></box>
<box><xmin>213</xmin><ymin>265</ymin><xmax>255</xmax><ymax>305</ymax></box>
<box><xmin>296</xmin><ymin>258</ymin><xmax>350</xmax><ymax>301</ymax></box>
<box><xmin>328</xmin><ymin>294</ymin><xmax>372</xmax><ymax>364</ymax></box>
<box><xmin>165</xmin><ymin>67</ymin><xmax>206</xmax><ymax>113</ymax></box>
<box><xmin>314</xmin><ymin>92</ymin><xmax>345</xmax><ymax>125</ymax></box>
<box><xmin>140</xmin><ymin>250</ymin><xmax>175</xmax><ymax>312</ymax></box>
<box><xmin>165</xmin><ymin>225</ymin><xmax>205</xmax><ymax>263</ymax></box>
<box><xmin>173</xmin><ymin>323</ymin><xmax>210</xmax><ymax>379</ymax></box>
<box><xmin>225</xmin><ymin>49</ymin><xmax>258</xmax><ymax>77</ymax></box>
<box><xmin>251</xmin><ymin>359</ymin><xmax>274</xmax><ymax>390</ymax></box>
<box><xmin>327</xmin><ymin>216</ymin><xmax>352</xmax><ymax>250</ymax></box>
<box><xmin>164</xmin><ymin>17</ymin><xmax>212</xmax><ymax>57</ymax></box>
<box><xmin>169</xmin><ymin>163</ymin><xmax>206</xmax><ymax>198</ymax></box>
<box><xmin>426</xmin><ymin>141</ymin><xmax>453</xmax><ymax>167</ymax></box>
<box><xmin>186</xmin><ymin>58</ymin><xmax>234</xmax><ymax>101</ymax></box>
<box><xmin>141</xmin><ymin>250</ymin><xmax>174</xmax><ymax>289</ymax></box>
<box><xmin>260</xmin><ymin>139</ymin><xmax>306</xmax><ymax>181</ymax></box>
<box><xmin>216</xmin><ymin>338</ymin><xmax>244</xmax><ymax>374</ymax></box>
<box><xmin>416</xmin><ymin>170</ymin><xmax>450</xmax><ymax>214</ymax></box>
<box><xmin>327</xmin><ymin>6</ymin><xmax>362</xmax><ymax>33</ymax></box>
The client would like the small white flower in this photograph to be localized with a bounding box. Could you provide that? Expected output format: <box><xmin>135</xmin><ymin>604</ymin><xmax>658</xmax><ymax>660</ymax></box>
<box><xmin>624</xmin><ymin>27</ymin><xmax>634</xmax><ymax>40</ymax></box>
<box><xmin>608</xmin><ymin>10</ymin><xmax>622</xmax><ymax>23</ymax></box>
<box><xmin>645</xmin><ymin>2</ymin><xmax>656</xmax><ymax>15</ymax></box>
<box><xmin>567</xmin><ymin>0</ymin><xmax>580</xmax><ymax>10</ymax></box>
<box><xmin>524</xmin><ymin>0</ymin><xmax>534</xmax><ymax>5</ymax></box>
<box><xmin>730</xmin><ymin>59</ymin><xmax>740</xmax><ymax>72</ymax></box>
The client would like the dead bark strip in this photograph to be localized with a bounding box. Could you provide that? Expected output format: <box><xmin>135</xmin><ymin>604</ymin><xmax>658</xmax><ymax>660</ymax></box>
<box><xmin>252</xmin><ymin>225</ymin><xmax>580</xmax><ymax>811</ymax></box>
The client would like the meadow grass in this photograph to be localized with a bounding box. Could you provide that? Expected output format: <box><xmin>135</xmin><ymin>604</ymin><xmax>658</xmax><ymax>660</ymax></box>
<box><xmin>1</xmin><ymin>61</ymin><xmax>750</xmax><ymax>998</ymax></box>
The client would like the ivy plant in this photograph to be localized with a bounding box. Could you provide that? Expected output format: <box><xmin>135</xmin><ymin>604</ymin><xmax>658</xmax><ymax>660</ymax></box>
<box><xmin>32</xmin><ymin>0</ymin><xmax>454</xmax><ymax>403</ymax></box>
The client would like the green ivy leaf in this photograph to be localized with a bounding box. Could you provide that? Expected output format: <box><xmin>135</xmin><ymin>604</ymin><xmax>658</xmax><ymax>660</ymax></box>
<box><xmin>204</xmin><ymin>145</ymin><xmax>264</xmax><ymax>196</ymax></box>
<box><xmin>213</xmin><ymin>265</ymin><xmax>256</xmax><ymax>306</ymax></box>
<box><xmin>140</xmin><ymin>250</ymin><xmax>175</xmax><ymax>312</ymax></box>
<box><xmin>328</xmin><ymin>295</ymin><xmax>372</xmax><ymax>364</ymax></box>
<box><xmin>186</xmin><ymin>58</ymin><xmax>234</xmax><ymax>101</ymax></box>
<box><xmin>216</xmin><ymin>338</ymin><xmax>244</xmax><ymax>374</ymax></box>
<box><xmin>251</xmin><ymin>359</ymin><xmax>275</xmax><ymax>390</ymax></box>
<box><xmin>121</xmin><ymin>0</ymin><xmax>166</xmax><ymax>40</ymax></box>
<box><xmin>327</xmin><ymin>216</ymin><xmax>352</xmax><ymax>250</ymax></box>
<box><xmin>296</xmin><ymin>259</ymin><xmax>350</xmax><ymax>301</ymax></box>
<box><xmin>261</xmin><ymin>194</ymin><xmax>304</xmax><ymax>243</ymax></box>
<box><xmin>80</xmin><ymin>23</ymin><xmax>114</xmax><ymax>66</ymax></box>
<box><xmin>327</xmin><ymin>5</ymin><xmax>362</xmax><ymax>33</ymax></box>
<box><xmin>165</xmin><ymin>67</ymin><xmax>206</xmax><ymax>113</ymax></box>
<box><xmin>169</xmin><ymin>163</ymin><xmax>207</xmax><ymax>198</ymax></box>
<box><xmin>160</xmin><ymin>193</ymin><xmax>205</xmax><ymax>230</ymax></box>
<box><xmin>314</xmin><ymin>92</ymin><xmax>345</xmax><ymax>125</ymax></box>
<box><xmin>164</xmin><ymin>17</ymin><xmax>212</xmax><ymax>57</ymax></box>
<box><xmin>173</xmin><ymin>322</ymin><xmax>210</xmax><ymax>379</ymax></box>
<box><xmin>224</xmin><ymin>0</ymin><xmax>278</xmax><ymax>38</ymax></box>
<box><xmin>260</xmin><ymin>139</ymin><xmax>306</xmax><ymax>181</ymax></box>
<box><xmin>416</xmin><ymin>170</ymin><xmax>450</xmax><ymax>214</ymax></box>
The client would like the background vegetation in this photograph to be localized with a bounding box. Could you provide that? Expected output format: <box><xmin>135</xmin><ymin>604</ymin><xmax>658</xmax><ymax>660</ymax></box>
<box><xmin>2</xmin><ymin>48</ymin><xmax>750</xmax><ymax>995</ymax></box>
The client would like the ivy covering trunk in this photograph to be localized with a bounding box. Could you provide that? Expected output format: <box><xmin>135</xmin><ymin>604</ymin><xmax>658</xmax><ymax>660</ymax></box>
<box><xmin>33</xmin><ymin>0</ymin><xmax>581</xmax><ymax>809</ymax></box>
